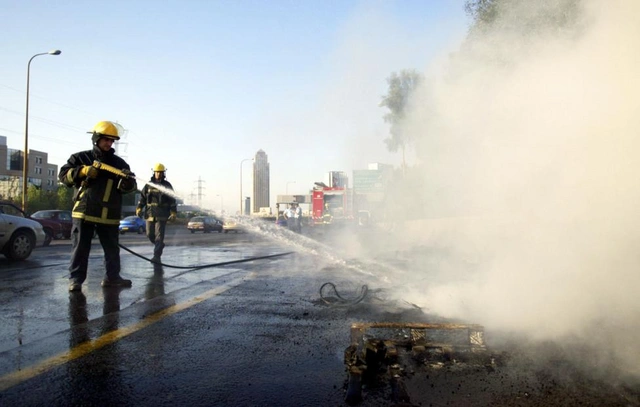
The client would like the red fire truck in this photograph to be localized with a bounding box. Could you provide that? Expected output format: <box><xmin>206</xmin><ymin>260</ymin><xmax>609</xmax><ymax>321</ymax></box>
<box><xmin>311</xmin><ymin>184</ymin><xmax>352</xmax><ymax>225</ymax></box>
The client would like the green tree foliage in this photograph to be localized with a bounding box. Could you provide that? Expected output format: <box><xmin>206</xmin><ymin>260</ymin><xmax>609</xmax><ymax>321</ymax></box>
<box><xmin>379</xmin><ymin>69</ymin><xmax>423</xmax><ymax>171</ymax></box>
<box><xmin>57</xmin><ymin>185</ymin><xmax>74</xmax><ymax>210</ymax></box>
<box><xmin>25</xmin><ymin>185</ymin><xmax>59</xmax><ymax>215</ymax></box>
<box><xmin>464</xmin><ymin>0</ymin><xmax>583</xmax><ymax>39</ymax></box>
<box><xmin>464</xmin><ymin>0</ymin><xmax>500</xmax><ymax>29</ymax></box>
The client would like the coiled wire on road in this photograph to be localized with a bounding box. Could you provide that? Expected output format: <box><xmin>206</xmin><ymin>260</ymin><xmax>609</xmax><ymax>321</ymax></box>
<box><xmin>319</xmin><ymin>282</ymin><xmax>369</xmax><ymax>306</ymax></box>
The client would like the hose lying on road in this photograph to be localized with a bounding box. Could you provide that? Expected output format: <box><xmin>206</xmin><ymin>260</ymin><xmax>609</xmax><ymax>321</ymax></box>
<box><xmin>118</xmin><ymin>243</ymin><xmax>294</xmax><ymax>271</ymax></box>
<box><xmin>319</xmin><ymin>282</ymin><xmax>369</xmax><ymax>306</ymax></box>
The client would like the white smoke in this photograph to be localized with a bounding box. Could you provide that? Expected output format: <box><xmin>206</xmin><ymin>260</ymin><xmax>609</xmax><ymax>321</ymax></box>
<box><xmin>390</xmin><ymin>0</ymin><xmax>640</xmax><ymax>379</ymax></box>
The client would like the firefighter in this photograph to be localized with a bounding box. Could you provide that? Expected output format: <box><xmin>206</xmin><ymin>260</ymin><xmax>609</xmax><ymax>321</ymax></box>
<box><xmin>59</xmin><ymin>121</ymin><xmax>137</xmax><ymax>292</ymax></box>
<box><xmin>136</xmin><ymin>163</ymin><xmax>177</xmax><ymax>263</ymax></box>
<box><xmin>323</xmin><ymin>202</ymin><xmax>333</xmax><ymax>224</ymax></box>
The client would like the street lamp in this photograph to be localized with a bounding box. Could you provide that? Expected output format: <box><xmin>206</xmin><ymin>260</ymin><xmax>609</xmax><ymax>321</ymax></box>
<box><xmin>22</xmin><ymin>49</ymin><xmax>61</xmax><ymax>212</ymax></box>
<box><xmin>216</xmin><ymin>194</ymin><xmax>223</xmax><ymax>215</ymax></box>
<box><xmin>239</xmin><ymin>158</ymin><xmax>252</xmax><ymax>215</ymax></box>
<box><xmin>286</xmin><ymin>181</ymin><xmax>296</xmax><ymax>194</ymax></box>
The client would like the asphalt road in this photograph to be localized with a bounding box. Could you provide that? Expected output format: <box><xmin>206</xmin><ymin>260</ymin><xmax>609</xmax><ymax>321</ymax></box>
<box><xmin>0</xmin><ymin>223</ymin><xmax>638</xmax><ymax>406</ymax></box>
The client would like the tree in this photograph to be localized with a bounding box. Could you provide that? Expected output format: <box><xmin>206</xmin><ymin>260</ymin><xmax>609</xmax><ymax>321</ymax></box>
<box><xmin>25</xmin><ymin>185</ymin><xmax>59</xmax><ymax>215</ymax></box>
<box><xmin>464</xmin><ymin>0</ymin><xmax>500</xmax><ymax>30</ymax></box>
<box><xmin>379</xmin><ymin>69</ymin><xmax>423</xmax><ymax>172</ymax></box>
<box><xmin>57</xmin><ymin>184</ymin><xmax>74</xmax><ymax>210</ymax></box>
<box><xmin>464</xmin><ymin>0</ymin><xmax>582</xmax><ymax>39</ymax></box>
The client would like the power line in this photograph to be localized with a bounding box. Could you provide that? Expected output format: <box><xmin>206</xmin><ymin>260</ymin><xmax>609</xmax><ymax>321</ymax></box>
<box><xmin>0</xmin><ymin>84</ymin><xmax>144</xmax><ymax>154</ymax></box>
<box><xmin>0</xmin><ymin>84</ymin><xmax>96</xmax><ymax>117</ymax></box>
<box><xmin>0</xmin><ymin>127</ymin><xmax>83</xmax><ymax>148</ymax></box>
<box><xmin>0</xmin><ymin>106</ymin><xmax>86</xmax><ymax>132</ymax></box>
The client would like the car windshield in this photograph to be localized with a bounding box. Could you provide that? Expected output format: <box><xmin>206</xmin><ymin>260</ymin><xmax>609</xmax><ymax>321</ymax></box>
<box><xmin>0</xmin><ymin>203</ymin><xmax>25</xmax><ymax>218</ymax></box>
<box><xmin>32</xmin><ymin>212</ymin><xmax>53</xmax><ymax>219</ymax></box>
<box><xmin>190</xmin><ymin>217</ymin><xmax>204</xmax><ymax>222</ymax></box>
<box><xmin>123</xmin><ymin>216</ymin><xmax>139</xmax><ymax>221</ymax></box>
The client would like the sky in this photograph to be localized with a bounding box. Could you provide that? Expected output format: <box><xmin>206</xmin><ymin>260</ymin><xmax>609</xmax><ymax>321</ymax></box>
<box><xmin>0</xmin><ymin>0</ymin><xmax>469</xmax><ymax>213</ymax></box>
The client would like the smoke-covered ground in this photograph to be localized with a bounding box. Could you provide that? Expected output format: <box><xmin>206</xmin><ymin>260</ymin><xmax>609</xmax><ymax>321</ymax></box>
<box><xmin>322</xmin><ymin>0</ymin><xmax>640</xmax><ymax>393</ymax></box>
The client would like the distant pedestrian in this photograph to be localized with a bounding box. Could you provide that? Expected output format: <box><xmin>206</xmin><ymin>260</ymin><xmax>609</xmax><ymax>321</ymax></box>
<box><xmin>293</xmin><ymin>203</ymin><xmax>303</xmax><ymax>233</ymax></box>
<box><xmin>59</xmin><ymin>121</ymin><xmax>137</xmax><ymax>292</ymax></box>
<box><xmin>283</xmin><ymin>204</ymin><xmax>296</xmax><ymax>231</ymax></box>
<box><xmin>136</xmin><ymin>163</ymin><xmax>177</xmax><ymax>264</ymax></box>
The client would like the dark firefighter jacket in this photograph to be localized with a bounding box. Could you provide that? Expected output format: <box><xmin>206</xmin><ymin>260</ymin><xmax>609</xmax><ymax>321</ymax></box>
<box><xmin>136</xmin><ymin>176</ymin><xmax>177</xmax><ymax>221</ymax></box>
<box><xmin>59</xmin><ymin>146</ymin><xmax>137</xmax><ymax>225</ymax></box>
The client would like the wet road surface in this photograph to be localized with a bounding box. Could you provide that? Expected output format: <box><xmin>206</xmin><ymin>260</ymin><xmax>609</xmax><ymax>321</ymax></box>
<box><xmin>0</xmin><ymin>224</ymin><xmax>638</xmax><ymax>406</ymax></box>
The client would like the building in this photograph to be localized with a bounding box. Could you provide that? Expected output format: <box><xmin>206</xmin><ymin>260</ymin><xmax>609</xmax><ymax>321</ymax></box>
<box><xmin>0</xmin><ymin>135</ymin><xmax>59</xmax><ymax>200</ymax></box>
<box><xmin>252</xmin><ymin>149</ymin><xmax>270</xmax><ymax>213</ymax></box>
<box><xmin>326</xmin><ymin>171</ymin><xmax>348</xmax><ymax>188</ymax></box>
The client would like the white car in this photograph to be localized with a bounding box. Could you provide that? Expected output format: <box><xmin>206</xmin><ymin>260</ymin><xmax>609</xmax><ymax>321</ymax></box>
<box><xmin>0</xmin><ymin>203</ymin><xmax>47</xmax><ymax>261</ymax></box>
<box><xmin>222</xmin><ymin>217</ymin><xmax>245</xmax><ymax>233</ymax></box>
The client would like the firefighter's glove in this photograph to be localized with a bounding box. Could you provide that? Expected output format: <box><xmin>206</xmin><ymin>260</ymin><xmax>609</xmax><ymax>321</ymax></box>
<box><xmin>121</xmin><ymin>168</ymin><xmax>135</xmax><ymax>179</ymax></box>
<box><xmin>79</xmin><ymin>165</ymin><xmax>98</xmax><ymax>179</ymax></box>
<box><xmin>117</xmin><ymin>177</ymin><xmax>136</xmax><ymax>192</ymax></box>
<box><xmin>168</xmin><ymin>212</ymin><xmax>177</xmax><ymax>221</ymax></box>
<box><xmin>136</xmin><ymin>207</ymin><xmax>142</xmax><ymax>217</ymax></box>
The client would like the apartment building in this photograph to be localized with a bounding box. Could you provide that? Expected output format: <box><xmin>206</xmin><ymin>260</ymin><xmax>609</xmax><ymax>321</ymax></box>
<box><xmin>0</xmin><ymin>136</ymin><xmax>59</xmax><ymax>200</ymax></box>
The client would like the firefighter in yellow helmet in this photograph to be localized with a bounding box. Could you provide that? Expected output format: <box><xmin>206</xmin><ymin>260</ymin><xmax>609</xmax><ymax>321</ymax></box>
<box><xmin>59</xmin><ymin>121</ymin><xmax>137</xmax><ymax>292</ymax></box>
<box><xmin>136</xmin><ymin>163</ymin><xmax>177</xmax><ymax>264</ymax></box>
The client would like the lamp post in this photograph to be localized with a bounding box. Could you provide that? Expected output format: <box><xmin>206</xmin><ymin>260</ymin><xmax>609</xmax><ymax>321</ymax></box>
<box><xmin>216</xmin><ymin>194</ymin><xmax>223</xmax><ymax>215</ymax></box>
<box><xmin>239</xmin><ymin>158</ymin><xmax>252</xmax><ymax>215</ymax></box>
<box><xmin>23</xmin><ymin>49</ymin><xmax>61</xmax><ymax>212</ymax></box>
<box><xmin>286</xmin><ymin>181</ymin><xmax>296</xmax><ymax>195</ymax></box>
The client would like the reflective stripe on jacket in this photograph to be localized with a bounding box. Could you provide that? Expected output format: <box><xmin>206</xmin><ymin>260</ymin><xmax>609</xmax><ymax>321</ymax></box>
<box><xmin>59</xmin><ymin>146</ymin><xmax>136</xmax><ymax>225</ymax></box>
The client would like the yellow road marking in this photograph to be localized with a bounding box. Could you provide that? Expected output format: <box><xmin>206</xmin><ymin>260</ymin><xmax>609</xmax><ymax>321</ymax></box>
<box><xmin>0</xmin><ymin>273</ymin><xmax>252</xmax><ymax>392</ymax></box>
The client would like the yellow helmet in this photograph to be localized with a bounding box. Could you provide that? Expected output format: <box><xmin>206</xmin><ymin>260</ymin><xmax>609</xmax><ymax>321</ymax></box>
<box><xmin>153</xmin><ymin>163</ymin><xmax>166</xmax><ymax>172</ymax></box>
<box><xmin>89</xmin><ymin>121</ymin><xmax>121</xmax><ymax>143</ymax></box>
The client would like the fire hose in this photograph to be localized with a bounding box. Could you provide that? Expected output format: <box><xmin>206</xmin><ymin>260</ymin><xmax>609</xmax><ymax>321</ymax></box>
<box><xmin>74</xmin><ymin>160</ymin><xmax>135</xmax><ymax>202</ymax></box>
<box><xmin>118</xmin><ymin>243</ymin><xmax>293</xmax><ymax>273</ymax></box>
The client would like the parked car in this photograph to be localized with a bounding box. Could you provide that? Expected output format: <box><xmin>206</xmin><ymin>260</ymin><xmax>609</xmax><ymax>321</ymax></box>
<box><xmin>223</xmin><ymin>217</ymin><xmax>244</xmax><ymax>233</ymax></box>
<box><xmin>187</xmin><ymin>216</ymin><xmax>223</xmax><ymax>233</ymax></box>
<box><xmin>0</xmin><ymin>202</ymin><xmax>47</xmax><ymax>260</ymax></box>
<box><xmin>119</xmin><ymin>216</ymin><xmax>146</xmax><ymax>234</ymax></box>
<box><xmin>30</xmin><ymin>210</ymin><xmax>73</xmax><ymax>240</ymax></box>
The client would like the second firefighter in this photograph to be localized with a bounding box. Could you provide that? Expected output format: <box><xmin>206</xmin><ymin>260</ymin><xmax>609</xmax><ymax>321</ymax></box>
<box><xmin>136</xmin><ymin>163</ymin><xmax>177</xmax><ymax>263</ymax></box>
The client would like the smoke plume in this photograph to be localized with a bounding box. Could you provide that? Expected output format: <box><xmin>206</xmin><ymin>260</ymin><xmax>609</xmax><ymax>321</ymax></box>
<box><xmin>388</xmin><ymin>0</ymin><xmax>640</xmax><ymax>380</ymax></box>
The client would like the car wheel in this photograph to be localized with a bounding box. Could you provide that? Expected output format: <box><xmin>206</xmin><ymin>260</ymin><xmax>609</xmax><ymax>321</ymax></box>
<box><xmin>5</xmin><ymin>230</ymin><xmax>35</xmax><ymax>261</ymax></box>
<box><xmin>43</xmin><ymin>229</ymin><xmax>53</xmax><ymax>247</ymax></box>
<box><xmin>119</xmin><ymin>230</ymin><xmax>125</xmax><ymax>235</ymax></box>
<box><xmin>190</xmin><ymin>230</ymin><xmax>195</xmax><ymax>234</ymax></box>
<box><xmin>138</xmin><ymin>226</ymin><xmax>144</xmax><ymax>234</ymax></box>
